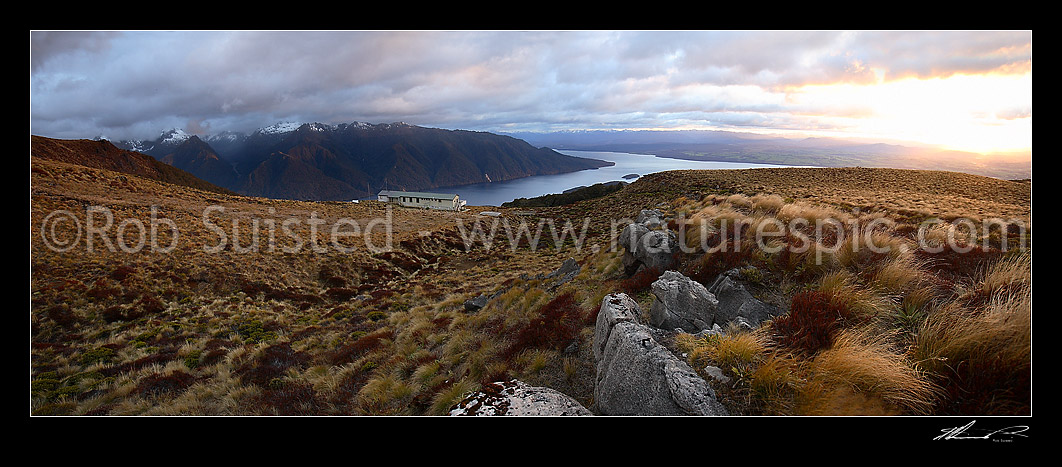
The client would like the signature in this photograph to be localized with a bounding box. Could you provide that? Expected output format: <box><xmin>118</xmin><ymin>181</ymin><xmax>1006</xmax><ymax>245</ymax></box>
<box><xmin>934</xmin><ymin>420</ymin><xmax>1029</xmax><ymax>441</ymax></box>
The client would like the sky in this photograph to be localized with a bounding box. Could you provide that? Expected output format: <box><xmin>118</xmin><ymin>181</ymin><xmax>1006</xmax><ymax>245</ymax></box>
<box><xmin>30</xmin><ymin>30</ymin><xmax>1032</xmax><ymax>154</ymax></box>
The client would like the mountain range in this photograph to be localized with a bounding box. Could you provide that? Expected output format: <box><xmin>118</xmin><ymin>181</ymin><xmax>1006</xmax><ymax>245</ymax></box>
<box><xmin>109</xmin><ymin>122</ymin><xmax>614</xmax><ymax>201</ymax></box>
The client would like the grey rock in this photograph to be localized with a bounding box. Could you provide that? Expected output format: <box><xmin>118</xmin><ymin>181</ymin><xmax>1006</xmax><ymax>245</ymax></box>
<box><xmin>618</xmin><ymin>222</ymin><xmax>650</xmax><ymax>251</ymax></box>
<box><xmin>703</xmin><ymin>365</ymin><xmax>732</xmax><ymax>385</ymax></box>
<box><xmin>637</xmin><ymin>209</ymin><xmax>665</xmax><ymax>228</ymax></box>
<box><xmin>621</xmin><ymin>251</ymin><xmax>642</xmax><ymax>276</ymax></box>
<box><xmin>693</xmin><ymin>324</ymin><xmax>725</xmax><ymax>340</ymax></box>
<box><xmin>463</xmin><ymin>294</ymin><xmax>489</xmax><ymax>312</ymax></box>
<box><xmin>463</xmin><ymin>288</ymin><xmax>506</xmax><ymax>312</ymax></box>
<box><xmin>618</xmin><ymin>209</ymin><xmax>678</xmax><ymax>275</ymax></box>
<box><xmin>593</xmin><ymin>293</ymin><xmax>728</xmax><ymax>416</ymax></box>
<box><xmin>649</xmin><ymin>270</ymin><xmax>718</xmax><ymax>333</ymax></box>
<box><xmin>593</xmin><ymin>293</ymin><xmax>642</xmax><ymax>362</ymax></box>
<box><xmin>449</xmin><ymin>379</ymin><xmax>592</xmax><ymax>416</ymax></box>
<box><xmin>638</xmin><ymin>230</ymin><xmax>678</xmax><ymax>270</ymax></box>
<box><xmin>731</xmin><ymin>316</ymin><xmax>756</xmax><ymax>332</ymax></box>
<box><xmin>621</xmin><ymin>228</ymin><xmax>678</xmax><ymax>276</ymax></box>
<box><xmin>544</xmin><ymin>257</ymin><xmax>581</xmax><ymax>289</ymax></box>
<box><xmin>708</xmin><ymin>267</ymin><xmax>782</xmax><ymax>329</ymax></box>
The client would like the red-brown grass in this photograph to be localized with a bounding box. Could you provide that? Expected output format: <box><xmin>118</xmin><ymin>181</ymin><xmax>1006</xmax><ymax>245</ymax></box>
<box><xmin>770</xmin><ymin>290</ymin><xmax>856</xmax><ymax>356</ymax></box>
<box><xmin>503</xmin><ymin>291</ymin><xmax>584</xmax><ymax>359</ymax></box>
<box><xmin>254</xmin><ymin>381</ymin><xmax>322</xmax><ymax>415</ymax></box>
<box><xmin>236</xmin><ymin>342</ymin><xmax>310</xmax><ymax>387</ymax></box>
<box><xmin>135</xmin><ymin>371</ymin><xmax>196</xmax><ymax>398</ymax></box>
<box><xmin>327</xmin><ymin>328</ymin><xmax>393</xmax><ymax>366</ymax></box>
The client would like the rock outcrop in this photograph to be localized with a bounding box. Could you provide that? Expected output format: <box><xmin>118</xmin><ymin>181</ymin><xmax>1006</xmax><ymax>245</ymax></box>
<box><xmin>649</xmin><ymin>270</ymin><xmax>718</xmax><ymax>332</ymax></box>
<box><xmin>463</xmin><ymin>294</ymin><xmax>490</xmax><ymax>312</ymax></box>
<box><xmin>449</xmin><ymin>379</ymin><xmax>592</xmax><ymax>416</ymax></box>
<box><xmin>636</xmin><ymin>208</ymin><xmax>666</xmax><ymax>228</ymax></box>
<box><xmin>543</xmin><ymin>257</ymin><xmax>581</xmax><ymax>289</ymax></box>
<box><xmin>592</xmin><ymin>293</ymin><xmax>728</xmax><ymax>416</ymax></box>
<box><xmin>707</xmin><ymin>267</ymin><xmax>782</xmax><ymax>329</ymax></box>
<box><xmin>619</xmin><ymin>210</ymin><xmax>678</xmax><ymax>276</ymax></box>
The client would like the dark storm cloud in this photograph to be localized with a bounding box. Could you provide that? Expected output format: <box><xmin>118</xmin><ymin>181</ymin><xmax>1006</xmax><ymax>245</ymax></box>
<box><xmin>29</xmin><ymin>30</ymin><xmax>1032</xmax><ymax>141</ymax></box>
<box><xmin>30</xmin><ymin>31</ymin><xmax>120</xmax><ymax>71</ymax></box>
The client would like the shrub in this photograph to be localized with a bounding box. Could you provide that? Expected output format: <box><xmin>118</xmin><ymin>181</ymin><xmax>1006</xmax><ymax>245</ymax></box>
<box><xmin>109</xmin><ymin>265</ymin><xmax>137</xmax><ymax>281</ymax></box>
<box><xmin>183</xmin><ymin>350</ymin><xmax>202</xmax><ymax>369</ymax></box>
<box><xmin>686</xmin><ymin>248</ymin><xmax>754</xmax><ymax>286</ymax></box>
<box><xmin>770</xmin><ymin>290</ymin><xmax>855</xmax><ymax>356</ymax></box>
<box><xmin>79</xmin><ymin>346</ymin><xmax>116</xmax><ymax>366</ymax></box>
<box><xmin>45</xmin><ymin>304</ymin><xmax>79</xmax><ymax>328</ymax></box>
<box><xmin>255</xmin><ymin>381</ymin><xmax>321</xmax><ymax>415</ymax></box>
<box><xmin>235</xmin><ymin>319</ymin><xmax>278</xmax><ymax>344</ymax></box>
<box><xmin>137</xmin><ymin>293</ymin><xmax>167</xmax><ymax>315</ymax></box>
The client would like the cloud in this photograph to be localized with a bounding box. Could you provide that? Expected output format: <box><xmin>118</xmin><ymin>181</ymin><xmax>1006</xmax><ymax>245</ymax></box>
<box><xmin>29</xmin><ymin>30</ymin><xmax>1033</xmax><ymax>145</ymax></box>
<box><xmin>30</xmin><ymin>31</ymin><xmax>120</xmax><ymax>71</ymax></box>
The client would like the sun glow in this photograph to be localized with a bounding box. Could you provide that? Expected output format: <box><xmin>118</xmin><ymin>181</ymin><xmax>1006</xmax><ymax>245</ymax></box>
<box><xmin>785</xmin><ymin>71</ymin><xmax>1032</xmax><ymax>154</ymax></box>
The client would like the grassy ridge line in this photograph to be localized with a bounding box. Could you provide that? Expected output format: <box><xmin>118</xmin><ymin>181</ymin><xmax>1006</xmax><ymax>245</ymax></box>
<box><xmin>31</xmin><ymin>136</ymin><xmax>238</xmax><ymax>196</ymax></box>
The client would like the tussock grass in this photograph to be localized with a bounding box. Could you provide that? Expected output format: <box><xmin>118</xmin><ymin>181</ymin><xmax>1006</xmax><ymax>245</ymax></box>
<box><xmin>974</xmin><ymin>251</ymin><xmax>1031</xmax><ymax>299</ymax></box>
<box><xmin>817</xmin><ymin>270</ymin><xmax>893</xmax><ymax>321</ymax></box>
<box><xmin>804</xmin><ymin>327</ymin><xmax>941</xmax><ymax>415</ymax></box>
<box><xmin>870</xmin><ymin>254</ymin><xmax>927</xmax><ymax>295</ymax></box>
<box><xmin>430</xmin><ymin>379</ymin><xmax>480</xmax><ymax>415</ymax></box>
<box><xmin>913</xmin><ymin>280</ymin><xmax>1031</xmax><ymax>414</ymax></box>
<box><xmin>750</xmin><ymin>193</ymin><xmax>785</xmax><ymax>214</ymax></box>
<box><xmin>676</xmin><ymin>329</ymin><xmax>802</xmax><ymax>415</ymax></box>
<box><xmin>710</xmin><ymin>329</ymin><xmax>770</xmax><ymax>372</ymax></box>
<box><xmin>776</xmin><ymin>201</ymin><xmax>853</xmax><ymax>226</ymax></box>
<box><xmin>725</xmin><ymin>193</ymin><xmax>753</xmax><ymax>209</ymax></box>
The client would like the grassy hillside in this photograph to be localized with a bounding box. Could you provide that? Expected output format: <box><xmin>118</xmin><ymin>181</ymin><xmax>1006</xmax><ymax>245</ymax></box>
<box><xmin>29</xmin><ymin>158</ymin><xmax>1031</xmax><ymax>416</ymax></box>
<box><xmin>31</xmin><ymin>136</ymin><xmax>237</xmax><ymax>196</ymax></box>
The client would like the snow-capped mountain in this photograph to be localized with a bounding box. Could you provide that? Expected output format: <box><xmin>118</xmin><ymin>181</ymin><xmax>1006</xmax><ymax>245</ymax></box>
<box><xmin>159</xmin><ymin>128</ymin><xmax>192</xmax><ymax>145</ymax></box>
<box><xmin>109</xmin><ymin>121</ymin><xmax>612</xmax><ymax>201</ymax></box>
<box><xmin>115</xmin><ymin>121</ymin><xmax>420</xmax><ymax>155</ymax></box>
<box><xmin>256</xmin><ymin>121</ymin><xmax>304</xmax><ymax>135</ymax></box>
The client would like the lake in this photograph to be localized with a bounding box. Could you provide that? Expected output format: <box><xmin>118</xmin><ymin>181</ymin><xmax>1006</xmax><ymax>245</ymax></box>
<box><xmin>449</xmin><ymin>150</ymin><xmax>801</xmax><ymax>207</ymax></box>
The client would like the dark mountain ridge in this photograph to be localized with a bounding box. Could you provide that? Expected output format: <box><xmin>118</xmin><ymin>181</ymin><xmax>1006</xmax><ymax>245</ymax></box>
<box><xmin>159</xmin><ymin>135</ymin><xmax>240</xmax><ymax>189</ymax></box>
<box><xmin>30</xmin><ymin>135</ymin><xmax>237</xmax><ymax>195</ymax></box>
<box><xmin>114</xmin><ymin>122</ymin><xmax>614</xmax><ymax>201</ymax></box>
